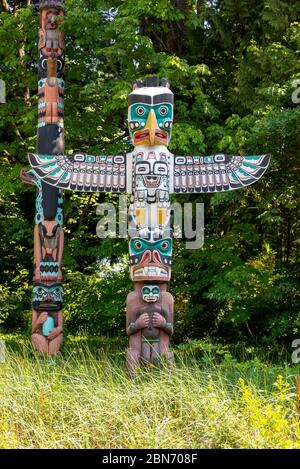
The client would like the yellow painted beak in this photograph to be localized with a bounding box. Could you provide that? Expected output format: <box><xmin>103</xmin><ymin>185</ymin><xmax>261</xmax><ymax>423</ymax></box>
<box><xmin>145</xmin><ymin>109</ymin><xmax>158</xmax><ymax>145</ymax></box>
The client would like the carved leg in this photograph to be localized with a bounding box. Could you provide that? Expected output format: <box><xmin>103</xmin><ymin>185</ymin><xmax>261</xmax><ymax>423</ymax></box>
<box><xmin>141</xmin><ymin>341</ymin><xmax>151</xmax><ymax>365</ymax></box>
<box><xmin>150</xmin><ymin>342</ymin><xmax>160</xmax><ymax>366</ymax></box>
<box><xmin>126</xmin><ymin>348</ymin><xmax>140</xmax><ymax>378</ymax></box>
<box><xmin>164</xmin><ymin>351</ymin><xmax>174</xmax><ymax>367</ymax></box>
<box><xmin>48</xmin><ymin>334</ymin><xmax>63</xmax><ymax>356</ymax></box>
<box><xmin>160</xmin><ymin>328</ymin><xmax>174</xmax><ymax>367</ymax></box>
<box><xmin>31</xmin><ymin>333</ymin><xmax>49</xmax><ymax>354</ymax></box>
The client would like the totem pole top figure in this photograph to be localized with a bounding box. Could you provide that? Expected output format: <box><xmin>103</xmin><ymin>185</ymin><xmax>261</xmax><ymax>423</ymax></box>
<box><xmin>27</xmin><ymin>76</ymin><xmax>270</xmax><ymax>196</ymax></box>
<box><xmin>128</xmin><ymin>77</ymin><xmax>173</xmax><ymax>147</ymax></box>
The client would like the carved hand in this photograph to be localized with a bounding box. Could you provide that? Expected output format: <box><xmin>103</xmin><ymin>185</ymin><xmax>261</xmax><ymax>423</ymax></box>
<box><xmin>152</xmin><ymin>312</ymin><xmax>166</xmax><ymax>328</ymax></box>
<box><xmin>136</xmin><ymin>313</ymin><xmax>150</xmax><ymax>329</ymax></box>
<box><xmin>48</xmin><ymin>326</ymin><xmax>62</xmax><ymax>341</ymax></box>
<box><xmin>37</xmin><ymin>312</ymin><xmax>48</xmax><ymax>326</ymax></box>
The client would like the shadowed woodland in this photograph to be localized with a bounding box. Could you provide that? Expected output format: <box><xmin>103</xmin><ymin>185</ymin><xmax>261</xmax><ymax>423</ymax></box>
<box><xmin>0</xmin><ymin>0</ymin><xmax>300</xmax><ymax>351</ymax></box>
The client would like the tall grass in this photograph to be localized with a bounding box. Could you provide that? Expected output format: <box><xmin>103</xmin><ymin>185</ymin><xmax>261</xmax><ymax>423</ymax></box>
<box><xmin>0</xmin><ymin>338</ymin><xmax>299</xmax><ymax>449</ymax></box>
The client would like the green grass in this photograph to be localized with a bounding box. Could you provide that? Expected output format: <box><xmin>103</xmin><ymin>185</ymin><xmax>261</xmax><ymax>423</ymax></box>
<box><xmin>0</xmin><ymin>335</ymin><xmax>299</xmax><ymax>449</ymax></box>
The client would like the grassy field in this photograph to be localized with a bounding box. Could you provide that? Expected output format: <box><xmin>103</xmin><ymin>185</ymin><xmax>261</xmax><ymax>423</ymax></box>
<box><xmin>0</xmin><ymin>335</ymin><xmax>299</xmax><ymax>449</ymax></box>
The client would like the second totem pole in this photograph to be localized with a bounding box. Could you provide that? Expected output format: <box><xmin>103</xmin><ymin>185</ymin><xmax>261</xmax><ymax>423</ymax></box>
<box><xmin>21</xmin><ymin>0</ymin><xmax>65</xmax><ymax>357</ymax></box>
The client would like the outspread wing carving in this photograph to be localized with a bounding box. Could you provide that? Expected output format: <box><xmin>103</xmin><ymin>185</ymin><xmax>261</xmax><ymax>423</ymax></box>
<box><xmin>28</xmin><ymin>152</ymin><xmax>129</xmax><ymax>193</ymax></box>
<box><xmin>171</xmin><ymin>154</ymin><xmax>271</xmax><ymax>193</ymax></box>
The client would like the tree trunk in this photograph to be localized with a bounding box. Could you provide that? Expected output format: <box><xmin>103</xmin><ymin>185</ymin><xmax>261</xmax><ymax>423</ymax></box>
<box><xmin>140</xmin><ymin>0</ymin><xmax>191</xmax><ymax>55</ymax></box>
<box><xmin>1</xmin><ymin>0</ymin><xmax>32</xmax><ymax>13</ymax></box>
<box><xmin>1</xmin><ymin>0</ymin><xmax>10</xmax><ymax>12</ymax></box>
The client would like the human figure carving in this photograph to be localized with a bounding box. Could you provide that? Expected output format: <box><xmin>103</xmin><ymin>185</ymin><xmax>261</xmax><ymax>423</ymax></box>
<box><xmin>34</xmin><ymin>220</ymin><xmax>64</xmax><ymax>282</ymax></box>
<box><xmin>31</xmin><ymin>310</ymin><xmax>63</xmax><ymax>356</ymax></box>
<box><xmin>39</xmin><ymin>8</ymin><xmax>64</xmax><ymax>58</ymax></box>
<box><xmin>126</xmin><ymin>284</ymin><xmax>174</xmax><ymax>376</ymax></box>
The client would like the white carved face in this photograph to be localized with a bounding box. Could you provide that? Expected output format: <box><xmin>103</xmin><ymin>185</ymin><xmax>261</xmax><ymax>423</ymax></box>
<box><xmin>128</xmin><ymin>85</ymin><xmax>174</xmax><ymax>146</ymax></box>
<box><xmin>141</xmin><ymin>285</ymin><xmax>160</xmax><ymax>303</ymax></box>
<box><xmin>134</xmin><ymin>149</ymin><xmax>169</xmax><ymax>197</ymax></box>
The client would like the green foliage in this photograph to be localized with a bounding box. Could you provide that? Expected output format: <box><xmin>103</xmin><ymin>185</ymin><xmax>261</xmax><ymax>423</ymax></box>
<box><xmin>62</xmin><ymin>261</ymin><xmax>131</xmax><ymax>336</ymax></box>
<box><xmin>0</xmin><ymin>0</ymin><xmax>300</xmax><ymax>349</ymax></box>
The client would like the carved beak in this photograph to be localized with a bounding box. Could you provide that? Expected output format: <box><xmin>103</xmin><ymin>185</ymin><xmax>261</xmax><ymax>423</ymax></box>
<box><xmin>145</xmin><ymin>109</ymin><xmax>157</xmax><ymax>145</ymax></box>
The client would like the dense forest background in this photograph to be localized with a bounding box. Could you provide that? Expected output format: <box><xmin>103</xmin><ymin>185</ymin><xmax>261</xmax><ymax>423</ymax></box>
<box><xmin>0</xmin><ymin>0</ymin><xmax>300</xmax><ymax>348</ymax></box>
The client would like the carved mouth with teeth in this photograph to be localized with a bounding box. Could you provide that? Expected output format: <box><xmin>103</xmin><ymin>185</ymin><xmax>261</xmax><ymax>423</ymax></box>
<box><xmin>143</xmin><ymin>176</ymin><xmax>160</xmax><ymax>187</ymax></box>
<box><xmin>132</xmin><ymin>265</ymin><xmax>170</xmax><ymax>281</ymax></box>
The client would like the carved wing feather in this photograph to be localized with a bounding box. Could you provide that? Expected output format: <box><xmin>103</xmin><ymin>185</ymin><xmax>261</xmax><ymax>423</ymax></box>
<box><xmin>171</xmin><ymin>154</ymin><xmax>271</xmax><ymax>193</ymax></box>
<box><xmin>28</xmin><ymin>152</ymin><xmax>129</xmax><ymax>193</ymax></box>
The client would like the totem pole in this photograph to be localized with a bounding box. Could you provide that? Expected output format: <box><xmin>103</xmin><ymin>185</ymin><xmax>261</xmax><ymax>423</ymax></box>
<box><xmin>21</xmin><ymin>5</ymin><xmax>270</xmax><ymax>369</ymax></box>
<box><xmin>21</xmin><ymin>0</ymin><xmax>65</xmax><ymax>357</ymax></box>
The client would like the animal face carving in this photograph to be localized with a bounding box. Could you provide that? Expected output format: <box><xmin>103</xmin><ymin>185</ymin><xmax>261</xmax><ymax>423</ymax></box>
<box><xmin>45</xmin><ymin>9</ymin><xmax>61</xmax><ymax>30</ymax></box>
<box><xmin>128</xmin><ymin>79</ymin><xmax>174</xmax><ymax>146</ymax></box>
<box><xmin>134</xmin><ymin>149</ymin><xmax>169</xmax><ymax>202</ymax></box>
<box><xmin>32</xmin><ymin>283</ymin><xmax>63</xmax><ymax>312</ymax></box>
<box><xmin>129</xmin><ymin>237</ymin><xmax>172</xmax><ymax>282</ymax></box>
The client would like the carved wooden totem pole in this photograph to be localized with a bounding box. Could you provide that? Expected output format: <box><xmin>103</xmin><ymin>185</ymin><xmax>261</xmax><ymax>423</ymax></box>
<box><xmin>22</xmin><ymin>2</ymin><xmax>271</xmax><ymax>370</ymax></box>
<box><xmin>21</xmin><ymin>0</ymin><xmax>65</xmax><ymax>357</ymax></box>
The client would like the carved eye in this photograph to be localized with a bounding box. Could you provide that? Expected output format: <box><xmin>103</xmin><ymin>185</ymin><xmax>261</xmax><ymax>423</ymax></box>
<box><xmin>159</xmin><ymin>106</ymin><xmax>168</xmax><ymax>116</ymax></box>
<box><xmin>137</xmin><ymin>106</ymin><xmax>145</xmax><ymax>116</ymax></box>
<box><xmin>134</xmin><ymin>240</ymin><xmax>143</xmax><ymax>250</ymax></box>
<box><xmin>154</xmin><ymin>162</ymin><xmax>167</xmax><ymax>175</ymax></box>
<box><xmin>136</xmin><ymin>163</ymin><xmax>150</xmax><ymax>174</ymax></box>
<box><xmin>161</xmin><ymin>241</ymin><xmax>169</xmax><ymax>251</ymax></box>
